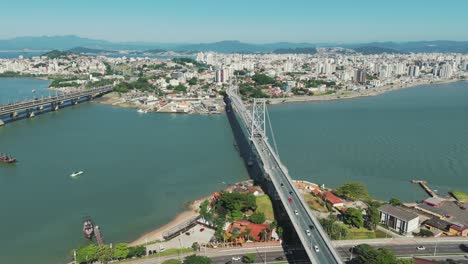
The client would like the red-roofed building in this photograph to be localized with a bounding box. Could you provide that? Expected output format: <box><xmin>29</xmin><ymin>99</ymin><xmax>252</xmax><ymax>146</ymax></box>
<box><xmin>449</xmin><ymin>224</ymin><xmax>468</xmax><ymax>236</ymax></box>
<box><xmin>322</xmin><ymin>191</ymin><xmax>344</xmax><ymax>207</ymax></box>
<box><xmin>227</xmin><ymin>220</ymin><xmax>271</xmax><ymax>242</ymax></box>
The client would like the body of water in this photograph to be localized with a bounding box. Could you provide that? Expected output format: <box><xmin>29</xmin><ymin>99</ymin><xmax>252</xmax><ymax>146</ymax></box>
<box><xmin>1</xmin><ymin>78</ymin><xmax>468</xmax><ymax>263</ymax></box>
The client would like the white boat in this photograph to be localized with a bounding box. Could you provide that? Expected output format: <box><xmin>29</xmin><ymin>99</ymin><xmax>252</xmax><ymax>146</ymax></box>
<box><xmin>70</xmin><ymin>171</ymin><xmax>84</xmax><ymax>177</ymax></box>
<box><xmin>137</xmin><ymin>109</ymin><xmax>148</xmax><ymax>114</ymax></box>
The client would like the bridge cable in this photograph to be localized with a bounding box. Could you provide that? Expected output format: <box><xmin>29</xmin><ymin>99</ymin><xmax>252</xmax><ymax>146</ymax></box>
<box><xmin>265</xmin><ymin>106</ymin><xmax>280</xmax><ymax>158</ymax></box>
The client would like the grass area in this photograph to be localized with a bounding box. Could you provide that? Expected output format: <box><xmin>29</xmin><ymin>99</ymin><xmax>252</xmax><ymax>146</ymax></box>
<box><xmin>256</xmin><ymin>195</ymin><xmax>275</xmax><ymax>221</ymax></box>
<box><xmin>375</xmin><ymin>229</ymin><xmax>390</xmax><ymax>238</ymax></box>
<box><xmin>344</xmin><ymin>226</ymin><xmax>377</xmax><ymax>240</ymax></box>
<box><xmin>303</xmin><ymin>193</ymin><xmax>328</xmax><ymax>213</ymax></box>
<box><xmin>117</xmin><ymin>248</ymin><xmax>195</xmax><ymax>263</ymax></box>
<box><xmin>451</xmin><ymin>190</ymin><xmax>468</xmax><ymax>202</ymax></box>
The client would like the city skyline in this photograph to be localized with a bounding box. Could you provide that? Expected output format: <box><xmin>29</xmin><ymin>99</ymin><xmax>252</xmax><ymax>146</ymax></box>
<box><xmin>1</xmin><ymin>0</ymin><xmax>468</xmax><ymax>43</ymax></box>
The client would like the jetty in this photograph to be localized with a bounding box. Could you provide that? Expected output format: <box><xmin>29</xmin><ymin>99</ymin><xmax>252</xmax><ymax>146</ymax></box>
<box><xmin>411</xmin><ymin>180</ymin><xmax>439</xmax><ymax>198</ymax></box>
<box><xmin>94</xmin><ymin>225</ymin><xmax>104</xmax><ymax>245</ymax></box>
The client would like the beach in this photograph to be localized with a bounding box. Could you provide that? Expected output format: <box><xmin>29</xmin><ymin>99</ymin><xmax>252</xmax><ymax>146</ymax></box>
<box><xmin>129</xmin><ymin>195</ymin><xmax>212</xmax><ymax>246</ymax></box>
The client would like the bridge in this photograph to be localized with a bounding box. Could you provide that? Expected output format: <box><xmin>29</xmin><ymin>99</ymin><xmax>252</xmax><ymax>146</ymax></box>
<box><xmin>225</xmin><ymin>86</ymin><xmax>343</xmax><ymax>264</ymax></box>
<box><xmin>0</xmin><ymin>85</ymin><xmax>113</xmax><ymax>126</ymax></box>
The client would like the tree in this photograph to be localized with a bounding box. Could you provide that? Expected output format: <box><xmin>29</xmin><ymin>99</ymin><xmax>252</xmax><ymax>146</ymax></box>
<box><xmin>276</xmin><ymin>226</ymin><xmax>284</xmax><ymax>238</ymax></box>
<box><xmin>174</xmin><ymin>84</ymin><xmax>188</xmax><ymax>93</ymax></box>
<box><xmin>128</xmin><ymin>245</ymin><xmax>146</xmax><ymax>258</ymax></box>
<box><xmin>343</xmin><ymin>208</ymin><xmax>364</xmax><ymax>228</ymax></box>
<box><xmin>250</xmin><ymin>212</ymin><xmax>266</xmax><ymax>224</ymax></box>
<box><xmin>113</xmin><ymin>243</ymin><xmax>130</xmax><ymax>259</ymax></box>
<box><xmin>242</xmin><ymin>253</ymin><xmax>256</xmax><ymax>263</ymax></box>
<box><xmin>389</xmin><ymin>198</ymin><xmax>403</xmax><ymax>206</ymax></box>
<box><xmin>183</xmin><ymin>254</ymin><xmax>212</xmax><ymax>264</ymax></box>
<box><xmin>252</xmin><ymin>73</ymin><xmax>275</xmax><ymax>85</ymax></box>
<box><xmin>335</xmin><ymin>182</ymin><xmax>369</xmax><ymax>200</ymax></box>
<box><xmin>188</xmin><ymin>77</ymin><xmax>198</xmax><ymax>86</ymax></box>
<box><xmin>367</xmin><ymin>206</ymin><xmax>380</xmax><ymax>230</ymax></box>
<box><xmin>95</xmin><ymin>245</ymin><xmax>113</xmax><ymax>264</ymax></box>
<box><xmin>76</xmin><ymin>244</ymin><xmax>98</xmax><ymax>264</ymax></box>
<box><xmin>354</xmin><ymin>244</ymin><xmax>398</xmax><ymax>264</ymax></box>
<box><xmin>162</xmin><ymin>260</ymin><xmax>182</xmax><ymax>264</ymax></box>
<box><xmin>191</xmin><ymin>242</ymin><xmax>200</xmax><ymax>251</ymax></box>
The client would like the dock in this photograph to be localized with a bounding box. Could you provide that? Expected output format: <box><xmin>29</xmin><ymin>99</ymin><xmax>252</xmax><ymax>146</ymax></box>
<box><xmin>94</xmin><ymin>225</ymin><xmax>104</xmax><ymax>245</ymax></box>
<box><xmin>411</xmin><ymin>180</ymin><xmax>439</xmax><ymax>198</ymax></box>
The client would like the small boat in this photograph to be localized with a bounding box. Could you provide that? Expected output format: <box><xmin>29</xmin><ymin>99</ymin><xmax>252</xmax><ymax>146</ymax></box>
<box><xmin>83</xmin><ymin>217</ymin><xmax>95</xmax><ymax>240</ymax></box>
<box><xmin>137</xmin><ymin>109</ymin><xmax>148</xmax><ymax>114</ymax></box>
<box><xmin>70</xmin><ymin>171</ymin><xmax>84</xmax><ymax>177</ymax></box>
<box><xmin>0</xmin><ymin>153</ymin><xmax>16</xmax><ymax>164</ymax></box>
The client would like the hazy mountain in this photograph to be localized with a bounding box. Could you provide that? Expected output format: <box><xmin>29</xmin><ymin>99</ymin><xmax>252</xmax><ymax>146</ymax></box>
<box><xmin>352</xmin><ymin>46</ymin><xmax>405</xmax><ymax>55</ymax></box>
<box><xmin>67</xmin><ymin>46</ymin><xmax>117</xmax><ymax>54</ymax></box>
<box><xmin>1</xmin><ymin>36</ymin><xmax>468</xmax><ymax>54</ymax></box>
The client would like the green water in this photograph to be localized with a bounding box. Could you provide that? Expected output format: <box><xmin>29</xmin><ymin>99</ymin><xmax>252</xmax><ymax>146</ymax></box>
<box><xmin>1</xmin><ymin>78</ymin><xmax>468</xmax><ymax>263</ymax></box>
<box><xmin>0</xmin><ymin>79</ymin><xmax>248</xmax><ymax>264</ymax></box>
<box><xmin>269</xmin><ymin>81</ymin><xmax>468</xmax><ymax>201</ymax></box>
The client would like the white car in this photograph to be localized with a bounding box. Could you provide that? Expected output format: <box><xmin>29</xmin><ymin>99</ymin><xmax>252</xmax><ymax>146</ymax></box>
<box><xmin>314</xmin><ymin>245</ymin><xmax>320</xmax><ymax>252</ymax></box>
<box><xmin>159</xmin><ymin>244</ymin><xmax>166</xmax><ymax>252</ymax></box>
<box><xmin>306</xmin><ymin>230</ymin><xmax>311</xmax><ymax>236</ymax></box>
<box><xmin>294</xmin><ymin>210</ymin><xmax>299</xmax><ymax>215</ymax></box>
<box><xmin>232</xmin><ymin>256</ymin><xmax>241</xmax><ymax>261</ymax></box>
<box><xmin>417</xmin><ymin>246</ymin><xmax>426</xmax><ymax>250</ymax></box>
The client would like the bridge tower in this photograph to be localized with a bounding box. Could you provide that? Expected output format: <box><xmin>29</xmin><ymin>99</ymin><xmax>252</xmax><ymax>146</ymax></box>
<box><xmin>250</xmin><ymin>98</ymin><xmax>267</xmax><ymax>140</ymax></box>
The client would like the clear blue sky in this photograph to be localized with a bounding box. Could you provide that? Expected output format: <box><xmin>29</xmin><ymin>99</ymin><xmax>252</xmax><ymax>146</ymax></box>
<box><xmin>1</xmin><ymin>0</ymin><xmax>467</xmax><ymax>43</ymax></box>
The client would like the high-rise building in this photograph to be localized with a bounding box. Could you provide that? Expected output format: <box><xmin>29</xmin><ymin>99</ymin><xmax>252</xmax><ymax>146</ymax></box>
<box><xmin>354</xmin><ymin>69</ymin><xmax>367</xmax><ymax>83</ymax></box>
<box><xmin>215</xmin><ymin>68</ymin><xmax>230</xmax><ymax>84</ymax></box>
<box><xmin>439</xmin><ymin>64</ymin><xmax>452</xmax><ymax>78</ymax></box>
<box><xmin>408</xmin><ymin>65</ymin><xmax>420</xmax><ymax>77</ymax></box>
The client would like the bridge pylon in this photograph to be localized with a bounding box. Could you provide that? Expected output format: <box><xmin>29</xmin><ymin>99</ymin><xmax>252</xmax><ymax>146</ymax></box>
<box><xmin>250</xmin><ymin>98</ymin><xmax>267</xmax><ymax>141</ymax></box>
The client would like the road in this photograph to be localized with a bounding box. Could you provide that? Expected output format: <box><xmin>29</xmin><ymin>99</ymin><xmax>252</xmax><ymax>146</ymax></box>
<box><xmin>226</xmin><ymin>86</ymin><xmax>342</xmax><ymax>264</ymax></box>
<box><xmin>118</xmin><ymin>240</ymin><xmax>467</xmax><ymax>264</ymax></box>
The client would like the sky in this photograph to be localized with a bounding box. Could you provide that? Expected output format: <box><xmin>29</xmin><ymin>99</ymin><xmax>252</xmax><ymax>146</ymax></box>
<box><xmin>1</xmin><ymin>0</ymin><xmax>467</xmax><ymax>43</ymax></box>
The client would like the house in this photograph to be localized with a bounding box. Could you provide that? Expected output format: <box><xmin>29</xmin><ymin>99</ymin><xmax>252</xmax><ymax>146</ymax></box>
<box><xmin>227</xmin><ymin>220</ymin><xmax>271</xmax><ymax>243</ymax></box>
<box><xmin>415</xmin><ymin>203</ymin><xmax>447</xmax><ymax>218</ymax></box>
<box><xmin>378</xmin><ymin>204</ymin><xmax>420</xmax><ymax>234</ymax></box>
<box><xmin>423</xmin><ymin>197</ymin><xmax>443</xmax><ymax>207</ymax></box>
<box><xmin>448</xmin><ymin>224</ymin><xmax>468</xmax><ymax>236</ymax></box>
<box><xmin>322</xmin><ymin>191</ymin><xmax>345</xmax><ymax>207</ymax></box>
<box><xmin>424</xmin><ymin>218</ymin><xmax>451</xmax><ymax>234</ymax></box>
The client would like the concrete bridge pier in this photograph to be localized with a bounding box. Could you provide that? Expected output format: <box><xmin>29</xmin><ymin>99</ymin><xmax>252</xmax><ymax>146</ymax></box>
<box><xmin>28</xmin><ymin>110</ymin><xmax>35</xmax><ymax>118</ymax></box>
<box><xmin>0</xmin><ymin>119</ymin><xmax>4</xmax><ymax>126</ymax></box>
<box><xmin>51</xmin><ymin>102</ymin><xmax>59</xmax><ymax>111</ymax></box>
<box><xmin>10</xmin><ymin>111</ymin><xmax>18</xmax><ymax>119</ymax></box>
<box><xmin>72</xmin><ymin>98</ymin><xmax>79</xmax><ymax>105</ymax></box>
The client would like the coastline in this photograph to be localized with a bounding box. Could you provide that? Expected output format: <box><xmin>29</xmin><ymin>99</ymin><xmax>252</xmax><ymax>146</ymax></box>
<box><xmin>129</xmin><ymin>195</ymin><xmax>212</xmax><ymax>246</ymax></box>
<box><xmin>267</xmin><ymin>79</ymin><xmax>465</xmax><ymax>105</ymax></box>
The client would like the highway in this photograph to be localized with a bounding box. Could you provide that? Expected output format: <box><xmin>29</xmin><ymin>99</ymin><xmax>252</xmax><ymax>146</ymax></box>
<box><xmin>0</xmin><ymin>85</ymin><xmax>113</xmax><ymax>116</ymax></box>
<box><xmin>226</xmin><ymin>86</ymin><xmax>342</xmax><ymax>264</ymax></box>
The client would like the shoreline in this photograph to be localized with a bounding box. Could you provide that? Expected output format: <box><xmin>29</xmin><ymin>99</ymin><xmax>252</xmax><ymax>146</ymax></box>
<box><xmin>268</xmin><ymin>79</ymin><xmax>465</xmax><ymax>105</ymax></box>
<box><xmin>129</xmin><ymin>195</ymin><xmax>212</xmax><ymax>246</ymax></box>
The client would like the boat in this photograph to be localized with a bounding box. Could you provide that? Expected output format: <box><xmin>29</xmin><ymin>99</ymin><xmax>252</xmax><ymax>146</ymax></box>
<box><xmin>137</xmin><ymin>109</ymin><xmax>148</xmax><ymax>114</ymax></box>
<box><xmin>70</xmin><ymin>171</ymin><xmax>84</xmax><ymax>177</ymax></box>
<box><xmin>83</xmin><ymin>217</ymin><xmax>95</xmax><ymax>240</ymax></box>
<box><xmin>0</xmin><ymin>153</ymin><xmax>16</xmax><ymax>164</ymax></box>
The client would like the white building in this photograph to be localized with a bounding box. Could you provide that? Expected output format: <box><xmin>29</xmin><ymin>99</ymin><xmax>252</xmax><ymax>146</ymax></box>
<box><xmin>378</xmin><ymin>204</ymin><xmax>419</xmax><ymax>234</ymax></box>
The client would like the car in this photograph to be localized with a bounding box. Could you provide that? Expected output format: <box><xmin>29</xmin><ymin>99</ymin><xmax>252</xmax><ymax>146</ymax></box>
<box><xmin>465</xmin><ymin>255</ymin><xmax>468</xmax><ymax>259</ymax></box>
<box><xmin>275</xmin><ymin>256</ymin><xmax>284</xmax><ymax>260</ymax></box>
<box><xmin>314</xmin><ymin>245</ymin><xmax>320</xmax><ymax>252</ymax></box>
<box><xmin>308</xmin><ymin>224</ymin><xmax>315</xmax><ymax>229</ymax></box>
<box><xmin>417</xmin><ymin>246</ymin><xmax>426</xmax><ymax>250</ymax></box>
<box><xmin>280</xmin><ymin>183</ymin><xmax>284</xmax><ymax>186</ymax></box>
<box><xmin>231</xmin><ymin>256</ymin><xmax>241</xmax><ymax>261</ymax></box>
<box><xmin>288</xmin><ymin>197</ymin><xmax>293</xmax><ymax>203</ymax></box>
<box><xmin>306</xmin><ymin>230</ymin><xmax>311</xmax><ymax>236</ymax></box>
<box><xmin>289</xmin><ymin>191</ymin><xmax>293</xmax><ymax>195</ymax></box>
<box><xmin>225</xmin><ymin>261</ymin><xmax>233</xmax><ymax>264</ymax></box>
<box><xmin>294</xmin><ymin>210</ymin><xmax>299</xmax><ymax>215</ymax></box>
<box><xmin>199</xmin><ymin>228</ymin><xmax>205</xmax><ymax>232</ymax></box>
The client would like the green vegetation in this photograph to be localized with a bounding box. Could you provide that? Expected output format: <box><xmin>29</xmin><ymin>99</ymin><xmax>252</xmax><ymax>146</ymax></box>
<box><xmin>389</xmin><ymin>198</ymin><xmax>403</xmax><ymax>206</ymax></box>
<box><xmin>415</xmin><ymin>229</ymin><xmax>434</xmax><ymax>237</ymax></box>
<box><xmin>216</xmin><ymin>192</ymin><xmax>256</xmax><ymax>213</ymax></box>
<box><xmin>234</xmin><ymin>69</ymin><xmax>247</xmax><ymax>76</ymax></box>
<box><xmin>255</xmin><ymin>195</ymin><xmax>275</xmax><ymax>221</ymax></box>
<box><xmin>173</xmin><ymin>84</ymin><xmax>188</xmax><ymax>93</ymax></box>
<box><xmin>76</xmin><ymin>244</ymin><xmax>98</xmax><ymax>264</ymax></box>
<box><xmin>252</xmin><ymin>73</ymin><xmax>275</xmax><ymax>85</ymax></box>
<box><xmin>353</xmin><ymin>244</ymin><xmax>413</xmax><ymax>264</ymax></box>
<box><xmin>304</xmin><ymin>79</ymin><xmax>336</xmax><ymax>88</ymax></box>
<box><xmin>239</xmin><ymin>83</ymin><xmax>269</xmax><ymax>98</ymax></box>
<box><xmin>366</xmin><ymin>204</ymin><xmax>380</xmax><ymax>230</ymax></box>
<box><xmin>304</xmin><ymin>193</ymin><xmax>328</xmax><ymax>213</ymax></box>
<box><xmin>49</xmin><ymin>76</ymin><xmax>80</xmax><ymax>88</ymax></box>
<box><xmin>451</xmin><ymin>190</ymin><xmax>468</xmax><ymax>202</ymax></box>
<box><xmin>319</xmin><ymin>214</ymin><xmax>348</xmax><ymax>240</ymax></box>
<box><xmin>345</xmin><ymin>227</ymin><xmax>379</xmax><ymax>240</ymax></box>
<box><xmin>250</xmin><ymin>211</ymin><xmax>266</xmax><ymax>224</ymax></box>
<box><xmin>42</xmin><ymin>50</ymin><xmax>71</xmax><ymax>59</ymax></box>
<box><xmin>0</xmin><ymin>71</ymin><xmax>41</xmax><ymax>78</ymax></box>
<box><xmin>159</xmin><ymin>248</ymin><xmax>194</xmax><ymax>257</ymax></box>
<box><xmin>335</xmin><ymin>182</ymin><xmax>369</xmax><ymax>200</ymax></box>
<box><xmin>242</xmin><ymin>253</ymin><xmax>256</xmax><ymax>263</ymax></box>
<box><xmin>172</xmin><ymin>58</ymin><xmax>209</xmax><ymax>71</ymax></box>
<box><xmin>113</xmin><ymin>77</ymin><xmax>153</xmax><ymax>93</ymax></box>
<box><xmin>183</xmin><ymin>255</ymin><xmax>212</xmax><ymax>264</ymax></box>
<box><xmin>86</xmin><ymin>79</ymin><xmax>114</xmax><ymax>89</ymax></box>
<box><xmin>162</xmin><ymin>260</ymin><xmax>182</xmax><ymax>264</ymax></box>
<box><xmin>96</xmin><ymin>244</ymin><xmax>113</xmax><ymax>264</ymax></box>
<box><xmin>113</xmin><ymin>243</ymin><xmax>130</xmax><ymax>260</ymax></box>
<box><xmin>343</xmin><ymin>208</ymin><xmax>364</xmax><ymax>228</ymax></box>
<box><xmin>188</xmin><ymin>77</ymin><xmax>198</xmax><ymax>86</ymax></box>
<box><xmin>291</xmin><ymin>87</ymin><xmax>312</xmax><ymax>96</ymax></box>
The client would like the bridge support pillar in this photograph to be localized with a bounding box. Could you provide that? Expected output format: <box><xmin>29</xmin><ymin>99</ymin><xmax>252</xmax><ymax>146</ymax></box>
<box><xmin>0</xmin><ymin>119</ymin><xmax>4</xmax><ymax>126</ymax></box>
<box><xmin>28</xmin><ymin>111</ymin><xmax>35</xmax><ymax>118</ymax></box>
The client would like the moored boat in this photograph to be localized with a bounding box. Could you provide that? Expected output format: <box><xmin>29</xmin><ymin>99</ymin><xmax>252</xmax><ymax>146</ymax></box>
<box><xmin>70</xmin><ymin>171</ymin><xmax>84</xmax><ymax>177</ymax></box>
<box><xmin>83</xmin><ymin>218</ymin><xmax>94</xmax><ymax>239</ymax></box>
<box><xmin>0</xmin><ymin>153</ymin><xmax>16</xmax><ymax>164</ymax></box>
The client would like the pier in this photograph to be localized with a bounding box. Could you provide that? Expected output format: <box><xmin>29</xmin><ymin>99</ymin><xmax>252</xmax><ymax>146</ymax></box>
<box><xmin>0</xmin><ymin>85</ymin><xmax>113</xmax><ymax>125</ymax></box>
<box><xmin>411</xmin><ymin>180</ymin><xmax>439</xmax><ymax>198</ymax></box>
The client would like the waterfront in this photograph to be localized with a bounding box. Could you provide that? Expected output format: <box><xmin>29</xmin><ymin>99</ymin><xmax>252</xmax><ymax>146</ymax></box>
<box><xmin>0</xmin><ymin>79</ymin><xmax>248</xmax><ymax>264</ymax></box>
<box><xmin>1</xmin><ymin>79</ymin><xmax>468</xmax><ymax>263</ymax></box>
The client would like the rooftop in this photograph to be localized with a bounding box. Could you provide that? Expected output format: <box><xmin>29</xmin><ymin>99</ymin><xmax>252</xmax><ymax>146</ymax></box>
<box><xmin>378</xmin><ymin>204</ymin><xmax>419</xmax><ymax>222</ymax></box>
